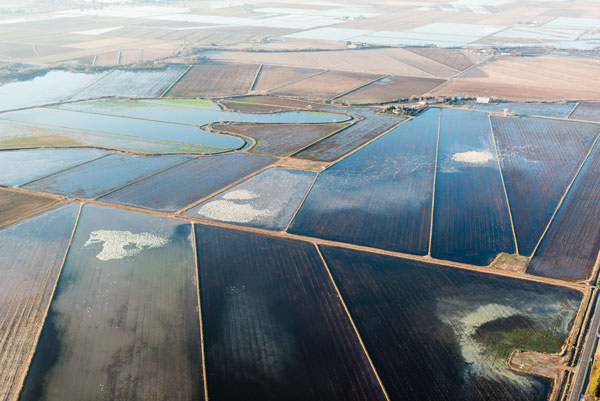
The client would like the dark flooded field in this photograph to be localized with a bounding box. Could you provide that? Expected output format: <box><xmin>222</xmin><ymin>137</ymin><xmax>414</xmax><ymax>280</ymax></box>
<box><xmin>529</xmin><ymin>140</ymin><xmax>600</xmax><ymax>280</ymax></box>
<box><xmin>492</xmin><ymin>116</ymin><xmax>599</xmax><ymax>256</ymax></box>
<box><xmin>194</xmin><ymin>225</ymin><xmax>385</xmax><ymax>401</ymax></box>
<box><xmin>294</xmin><ymin>106</ymin><xmax>402</xmax><ymax>162</ymax></box>
<box><xmin>320</xmin><ymin>245</ymin><xmax>581</xmax><ymax>401</ymax></box>
<box><xmin>570</xmin><ymin>102</ymin><xmax>600</xmax><ymax>122</ymax></box>
<box><xmin>290</xmin><ymin>109</ymin><xmax>439</xmax><ymax>254</ymax></box>
<box><xmin>24</xmin><ymin>154</ymin><xmax>190</xmax><ymax>199</ymax></box>
<box><xmin>19</xmin><ymin>205</ymin><xmax>203</xmax><ymax>401</ymax></box>
<box><xmin>0</xmin><ymin>148</ymin><xmax>107</xmax><ymax>186</ymax></box>
<box><xmin>0</xmin><ymin>205</ymin><xmax>79</xmax><ymax>401</ymax></box>
<box><xmin>102</xmin><ymin>154</ymin><xmax>274</xmax><ymax>212</ymax></box>
<box><xmin>431</xmin><ymin>108</ymin><xmax>514</xmax><ymax>265</ymax></box>
<box><xmin>472</xmin><ymin>102</ymin><xmax>576</xmax><ymax>118</ymax></box>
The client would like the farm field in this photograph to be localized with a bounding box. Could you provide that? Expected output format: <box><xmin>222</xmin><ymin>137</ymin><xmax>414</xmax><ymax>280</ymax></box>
<box><xmin>166</xmin><ymin>63</ymin><xmax>259</xmax><ymax>98</ymax></box>
<box><xmin>252</xmin><ymin>65</ymin><xmax>322</xmax><ymax>93</ymax></box>
<box><xmin>23</xmin><ymin>154</ymin><xmax>190</xmax><ymax>199</ymax></box>
<box><xmin>570</xmin><ymin>102</ymin><xmax>600</xmax><ymax>122</ymax></box>
<box><xmin>220</xmin><ymin>96</ymin><xmax>324</xmax><ymax>113</ymax></box>
<box><xmin>491</xmin><ymin>116</ymin><xmax>599</xmax><ymax>256</ymax></box>
<box><xmin>471</xmin><ymin>102</ymin><xmax>577</xmax><ymax>118</ymax></box>
<box><xmin>212</xmin><ymin>122</ymin><xmax>349</xmax><ymax>156</ymax></box>
<box><xmin>194</xmin><ymin>225</ymin><xmax>385</xmax><ymax>401</ymax></box>
<box><xmin>406</xmin><ymin>47</ymin><xmax>479</xmax><ymax>71</ymax></box>
<box><xmin>270</xmin><ymin>70</ymin><xmax>382</xmax><ymax>100</ymax></box>
<box><xmin>71</xmin><ymin>67</ymin><xmax>186</xmax><ymax>99</ymax></box>
<box><xmin>0</xmin><ymin>204</ymin><xmax>79</xmax><ymax>401</ymax></box>
<box><xmin>294</xmin><ymin>106</ymin><xmax>402</xmax><ymax>162</ymax></box>
<box><xmin>431</xmin><ymin>108</ymin><xmax>514</xmax><ymax>265</ymax></box>
<box><xmin>321</xmin><ymin>246</ymin><xmax>581</xmax><ymax>401</ymax></box>
<box><xmin>185</xmin><ymin>168</ymin><xmax>315</xmax><ymax>231</ymax></box>
<box><xmin>0</xmin><ymin>188</ymin><xmax>63</xmax><ymax>229</ymax></box>
<box><xmin>0</xmin><ymin>148</ymin><xmax>107</xmax><ymax>186</ymax></box>
<box><xmin>0</xmin><ymin>70</ymin><xmax>103</xmax><ymax>112</ymax></box>
<box><xmin>19</xmin><ymin>205</ymin><xmax>203</xmax><ymax>401</ymax></box>
<box><xmin>102</xmin><ymin>153</ymin><xmax>274</xmax><ymax>212</ymax></box>
<box><xmin>435</xmin><ymin>56</ymin><xmax>600</xmax><ymax>101</ymax></box>
<box><xmin>0</xmin><ymin>107</ymin><xmax>245</xmax><ymax>151</ymax></box>
<box><xmin>338</xmin><ymin>75</ymin><xmax>446</xmax><ymax>104</ymax></box>
<box><xmin>528</xmin><ymin>140</ymin><xmax>600</xmax><ymax>280</ymax></box>
<box><xmin>289</xmin><ymin>109</ymin><xmax>439</xmax><ymax>254</ymax></box>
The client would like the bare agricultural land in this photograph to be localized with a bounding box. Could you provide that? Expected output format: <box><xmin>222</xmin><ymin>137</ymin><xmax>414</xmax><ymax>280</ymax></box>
<box><xmin>338</xmin><ymin>75</ymin><xmax>446</xmax><ymax>104</ymax></box>
<box><xmin>0</xmin><ymin>188</ymin><xmax>63</xmax><ymax>229</ymax></box>
<box><xmin>252</xmin><ymin>65</ymin><xmax>322</xmax><ymax>93</ymax></box>
<box><xmin>435</xmin><ymin>56</ymin><xmax>600</xmax><ymax>101</ymax></box>
<box><xmin>166</xmin><ymin>63</ymin><xmax>259</xmax><ymax>98</ymax></box>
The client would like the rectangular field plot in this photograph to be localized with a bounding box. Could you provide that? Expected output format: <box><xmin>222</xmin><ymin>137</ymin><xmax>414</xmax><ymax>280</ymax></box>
<box><xmin>570</xmin><ymin>102</ymin><xmax>600</xmax><ymax>122</ymax></box>
<box><xmin>71</xmin><ymin>67</ymin><xmax>185</xmax><ymax>100</ymax></box>
<box><xmin>338</xmin><ymin>75</ymin><xmax>445</xmax><ymax>104</ymax></box>
<box><xmin>321</xmin><ymin>246</ymin><xmax>581</xmax><ymax>401</ymax></box>
<box><xmin>271</xmin><ymin>71</ymin><xmax>382</xmax><ymax>100</ymax></box>
<box><xmin>472</xmin><ymin>102</ymin><xmax>577</xmax><ymax>118</ymax></box>
<box><xmin>290</xmin><ymin>109</ymin><xmax>439</xmax><ymax>254</ymax></box>
<box><xmin>0</xmin><ymin>204</ymin><xmax>79</xmax><ymax>401</ymax></box>
<box><xmin>194</xmin><ymin>225</ymin><xmax>385</xmax><ymax>401</ymax></box>
<box><xmin>0</xmin><ymin>188</ymin><xmax>63</xmax><ymax>229</ymax></box>
<box><xmin>294</xmin><ymin>106</ymin><xmax>402</xmax><ymax>162</ymax></box>
<box><xmin>1</xmin><ymin>107</ymin><xmax>245</xmax><ymax>150</ymax></box>
<box><xmin>0</xmin><ymin>148</ymin><xmax>107</xmax><ymax>186</ymax></box>
<box><xmin>529</xmin><ymin>141</ymin><xmax>600</xmax><ymax>280</ymax></box>
<box><xmin>492</xmin><ymin>117</ymin><xmax>599</xmax><ymax>256</ymax></box>
<box><xmin>24</xmin><ymin>154</ymin><xmax>189</xmax><ymax>199</ymax></box>
<box><xmin>253</xmin><ymin>65</ymin><xmax>322</xmax><ymax>93</ymax></box>
<box><xmin>102</xmin><ymin>153</ymin><xmax>274</xmax><ymax>212</ymax></box>
<box><xmin>0</xmin><ymin>70</ymin><xmax>103</xmax><ymax>112</ymax></box>
<box><xmin>185</xmin><ymin>168</ymin><xmax>315</xmax><ymax>230</ymax></box>
<box><xmin>213</xmin><ymin>122</ymin><xmax>349</xmax><ymax>156</ymax></box>
<box><xmin>166</xmin><ymin>63</ymin><xmax>259</xmax><ymax>98</ymax></box>
<box><xmin>431</xmin><ymin>108</ymin><xmax>514</xmax><ymax>265</ymax></box>
<box><xmin>19</xmin><ymin>205</ymin><xmax>203</xmax><ymax>401</ymax></box>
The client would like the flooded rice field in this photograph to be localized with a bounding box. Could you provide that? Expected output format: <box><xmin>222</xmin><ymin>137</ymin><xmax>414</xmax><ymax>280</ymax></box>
<box><xmin>529</xmin><ymin>139</ymin><xmax>600</xmax><ymax>280</ymax></box>
<box><xmin>290</xmin><ymin>108</ymin><xmax>440</xmax><ymax>254</ymax></box>
<box><xmin>185</xmin><ymin>168</ymin><xmax>315</xmax><ymax>230</ymax></box>
<box><xmin>19</xmin><ymin>205</ymin><xmax>203</xmax><ymax>401</ymax></box>
<box><xmin>101</xmin><ymin>153</ymin><xmax>274</xmax><ymax>212</ymax></box>
<box><xmin>321</xmin><ymin>245</ymin><xmax>581</xmax><ymax>401</ymax></box>
<box><xmin>492</xmin><ymin>116</ymin><xmax>599</xmax><ymax>256</ymax></box>
<box><xmin>194</xmin><ymin>225</ymin><xmax>385</xmax><ymax>401</ymax></box>
<box><xmin>570</xmin><ymin>102</ymin><xmax>600</xmax><ymax>122</ymax></box>
<box><xmin>431</xmin><ymin>108</ymin><xmax>514</xmax><ymax>265</ymax></box>
<box><xmin>0</xmin><ymin>204</ymin><xmax>79</xmax><ymax>401</ymax></box>
<box><xmin>24</xmin><ymin>154</ymin><xmax>190</xmax><ymax>199</ymax></box>
<box><xmin>0</xmin><ymin>148</ymin><xmax>107</xmax><ymax>186</ymax></box>
<box><xmin>471</xmin><ymin>102</ymin><xmax>577</xmax><ymax>118</ymax></box>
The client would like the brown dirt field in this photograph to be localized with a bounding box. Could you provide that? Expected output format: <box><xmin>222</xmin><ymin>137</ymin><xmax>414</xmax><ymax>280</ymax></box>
<box><xmin>509</xmin><ymin>350</ymin><xmax>566</xmax><ymax>381</ymax></box>
<box><xmin>491</xmin><ymin>253</ymin><xmax>530</xmax><ymax>274</ymax></box>
<box><xmin>213</xmin><ymin>122</ymin><xmax>350</xmax><ymax>156</ymax></box>
<box><xmin>166</xmin><ymin>63</ymin><xmax>259</xmax><ymax>98</ymax></box>
<box><xmin>338</xmin><ymin>75</ymin><xmax>446</xmax><ymax>104</ymax></box>
<box><xmin>274</xmin><ymin>157</ymin><xmax>329</xmax><ymax>172</ymax></box>
<box><xmin>405</xmin><ymin>48</ymin><xmax>479</xmax><ymax>72</ymax></box>
<box><xmin>434</xmin><ymin>56</ymin><xmax>600</xmax><ymax>101</ymax></box>
<box><xmin>252</xmin><ymin>65</ymin><xmax>323</xmax><ymax>93</ymax></box>
<box><xmin>271</xmin><ymin>71</ymin><xmax>382</xmax><ymax>100</ymax></box>
<box><xmin>0</xmin><ymin>188</ymin><xmax>63</xmax><ymax>229</ymax></box>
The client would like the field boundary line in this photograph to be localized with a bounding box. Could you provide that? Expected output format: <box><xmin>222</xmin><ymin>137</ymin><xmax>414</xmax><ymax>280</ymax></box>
<box><xmin>428</xmin><ymin>108</ymin><xmax>442</xmax><ymax>256</ymax></box>
<box><xmin>530</xmin><ymin>131</ymin><xmax>600</xmax><ymax>259</ymax></box>
<box><xmin>488</xmin><ymin>115</ymin><xmax>519</xmax><ymax>255</ymax></box>
<box><xmin>249</xmin><ymin>64</ymin><xmax>263</xmax><ymax>92</ymax></box>
<box><xmin>264</xmin><ymin>70</ymin><xmax>327</xmax><ymax>94</ymax></box>
<box><xmin>313</xmin><ymin>245</ymin><xmax>391</xmax><ymax>401</ymax></box>
<box><xmin>18</xmin><ymin>153</ymin><xmax>111</xmax><ymax>188</ymax></box>
<box><xmin>175</xmin><ymin>162</ymin><xmax>277</xmax><ymax>215</ymax></box>
<box><xmin>567</xmin><ymin>102</ymin><xmax>580</xmax><ymax>119</ymax></box>
<box><xmin>325</xmin><ymin>117</ymin><xmax>411</xmax><ymax>167</ymax></box>
<box><xmin>160</xmin><ymin>65</ymin><xmax>192</xmax><ymax>97</ymax></box>
<box><xmin>284</xmin><ymin>171</ymin><xmax>319</xmax><ymax>232</ymax></box>
<box><xmin>191</xmin><ymin>223</ymin><xmax>209</xmax><ymax>401</ymax></box>
<box><xmin>13</xmin><ymin>202</ymin><xmax>83</xmax><ymax>401</ymax></box>
<box><xmin>95</xmin><ymin>156</ymin><xmax>196</xmax><ymax>200</ymax></box>
<box><xmin>332</xmin><ymin>74</ymin><xmax>388</xmax><ymax>101</ymax></box>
